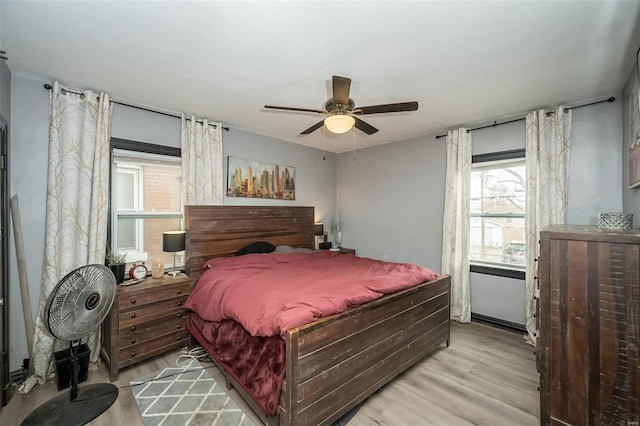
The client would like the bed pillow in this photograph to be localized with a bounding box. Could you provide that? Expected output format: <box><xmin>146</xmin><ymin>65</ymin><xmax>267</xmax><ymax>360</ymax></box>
<box><xmin>235</xmin><ymin>241</ymin><xmax>276</xmax><ymax>256</ymax></box>
<box><xmin>275</xmin><ymin>245</ymin><xmax>313</xmax><ymax>254</ymax></box>
<box><xmin>293</xmin><ymin>247</ymin><xmax>312</xmax><ymax>253</ymax></box>
<box><xmin>274</xmin><ymin>245</ymin><xmax>295</xmax><ymax>253</ymax></box>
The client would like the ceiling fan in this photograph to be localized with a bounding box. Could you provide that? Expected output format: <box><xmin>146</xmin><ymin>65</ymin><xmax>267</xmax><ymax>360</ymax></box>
<box><xmin>264</xmin><ymin>75</ymin><xmax>418</xmax><ymax>135</ymax></box>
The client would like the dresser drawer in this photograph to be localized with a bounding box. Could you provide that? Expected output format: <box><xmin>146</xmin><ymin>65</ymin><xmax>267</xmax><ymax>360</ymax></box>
<box><xmin>118</xmin><ymin>296</ymin><xmax>189</xmax><ymax>324</ymax></box>
<box><xmin>119</xmin><ymin>311</ymin><xmax>187</xmax><ymax>346</ymax></box>
<box><xmin>118</xmin><ymin>281</ymin><xmax>191</xmax><ymax>308</ymax></box>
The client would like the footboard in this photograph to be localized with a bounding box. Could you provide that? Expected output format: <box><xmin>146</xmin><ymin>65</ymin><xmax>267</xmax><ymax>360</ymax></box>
<box><xmin>279</xmin><ymin>274</ymin><xmax>451</xmax><ymax>425</ymax></box>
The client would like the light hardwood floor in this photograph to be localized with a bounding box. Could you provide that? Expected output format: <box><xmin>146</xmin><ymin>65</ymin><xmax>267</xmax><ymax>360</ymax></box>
<box><xmin>2</xmin><ymin>321</ymin><xmax>538</xmax><ymax>425</ymax></box>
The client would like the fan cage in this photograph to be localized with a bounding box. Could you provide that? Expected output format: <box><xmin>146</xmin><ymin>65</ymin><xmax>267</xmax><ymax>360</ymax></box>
<box><xmin>45</xmin><ymin>264</ymin><xmax>117</xmax><ymax>342</ymax></box>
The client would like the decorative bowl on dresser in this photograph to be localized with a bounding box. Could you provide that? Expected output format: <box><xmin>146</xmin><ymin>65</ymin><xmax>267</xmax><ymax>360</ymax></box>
<box><xmin>101</xmin><ymin>273</ymin><xmax>194</xmax><ymax>381</ymax></box>
<box><xmin>537</xmin><ymin>225</ymin><xmax>639</xmax><ymax>425</ymax></box>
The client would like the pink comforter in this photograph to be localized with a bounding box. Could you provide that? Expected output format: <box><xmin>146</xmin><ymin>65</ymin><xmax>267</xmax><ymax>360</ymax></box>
<box><xmin>185</xmin><ymin>251</ymin><xmax>438</xmax><ymax>338</ymax></box>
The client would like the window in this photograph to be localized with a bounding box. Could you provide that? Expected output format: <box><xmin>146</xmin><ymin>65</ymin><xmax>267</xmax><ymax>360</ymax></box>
<box><xmin>111</xmin><ymin>146</ymin><xmax>183</xmax><ymax>268</ymax></box>
<box><xmin>470</xmin><ymin>150</ymin><xmax>525</xmax><ymax>273</ymax></box>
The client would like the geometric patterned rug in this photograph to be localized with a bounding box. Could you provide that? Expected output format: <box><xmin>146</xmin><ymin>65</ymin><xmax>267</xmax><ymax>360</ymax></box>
<box><xmin>130</xmin><ymin>359</ymin><xmax>255</xmax><ymax>426</ymax></box>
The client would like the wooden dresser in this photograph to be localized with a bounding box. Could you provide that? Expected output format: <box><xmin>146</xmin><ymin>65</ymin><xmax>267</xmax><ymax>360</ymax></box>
<box><xmin>537</xmin><ymin>225</ymin><xmax>639</xmax><ymax>425</ymax></box>
<box><xmin>101</xmin><ymin>273</ymin><xmax>194</xmax><ymax>381</ymax></box>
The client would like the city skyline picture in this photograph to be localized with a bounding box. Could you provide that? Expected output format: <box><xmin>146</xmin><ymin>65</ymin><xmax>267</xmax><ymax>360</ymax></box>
<box><xmin>227</xmin><ymin>156</ymin><xmax>296</xmax><ymax>200</ymax></box>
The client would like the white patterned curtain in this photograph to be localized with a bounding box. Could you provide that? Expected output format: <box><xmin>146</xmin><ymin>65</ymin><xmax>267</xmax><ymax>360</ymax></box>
<box><xmin>442</xmin><ymin>128</ymin><xmax>472</xmax><ymax>323</ymax></box>
<box><xmin>524</xmin><ymin>106</ymin><xmax>572</xmax><ymax>343</ymax></box>
<box><xmin>181</xmin><ymin>115</ymin><xmax>223</xmax><ymax>205</ymax></box>
<box><xmin>20</xmin><ymin>81</ymin><xmax>112</xmax><ymax>393</ymax></box>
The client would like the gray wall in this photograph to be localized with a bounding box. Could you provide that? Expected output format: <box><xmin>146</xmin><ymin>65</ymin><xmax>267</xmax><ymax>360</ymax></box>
<box><xmin>112</xmin><ymin>103</ymin><xmax>181</xmax><ymax>147</ymax></box>
<box><xmin>7</xmin><ymin>74</ymin><xmax>337</xmax><ymax>370</ymax></box>
<box><xmin>337</xmin><ymin>97</ymin><xmax>622</xmax><ymax>325</ymax></box>
<box><xmin>0</xmin><ymin>60</ymin><xmax>9</xmax><ymax>120</ymax></box>
<box><xmin>623</xmin><ymin>62</ymin><xmax>640</xmax><ymax>222</ymax></box>
<box><xmin>568</xmin><ymin>100</ymin><xmax>623</xmax><ymax>224</ymax></box>
<box><xmin>9</xmin><ymin>75</ymin><xmax>47</xmax><ymax>370</ymax></box>
<box><xmin>336</xmin><ymin>137</ymin><xmax>446</xmax><ymax>269</ymax></box>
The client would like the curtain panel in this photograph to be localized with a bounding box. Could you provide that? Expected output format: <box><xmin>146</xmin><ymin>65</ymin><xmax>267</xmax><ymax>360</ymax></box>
<box><xmin>181</xmin><ymin>115</ymin><xmax>223</xmax><ymax>205</ymax></box>
<box><xmin>524</xmin><ymin>106</ymin><xmax>572</xmax><ymax>343</ymax></box>
<box><xmin>20</xmin><ymin>81</ymin><xmax>112</xmax><ymax>393</ymax></box>
<box><xmin>442</xmin><ymin>128</ymin><xmax>472</xmax><ymax>323</ymax></box>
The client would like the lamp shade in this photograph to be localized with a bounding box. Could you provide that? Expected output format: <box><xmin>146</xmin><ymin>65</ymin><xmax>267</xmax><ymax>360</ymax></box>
<box><xmin>324</xmin><ymin>115</ymin><xmax>355</xmax><ymax>134</ymax></box>
<box><xmin>314</xmin><ymin>223</ymin><xmax>324</xmax><ymax>236</ymax></box>
<box><xmin>163</xmin><ymin>231</ymin><xmax>186</xmax><ymax>252</ymax></box>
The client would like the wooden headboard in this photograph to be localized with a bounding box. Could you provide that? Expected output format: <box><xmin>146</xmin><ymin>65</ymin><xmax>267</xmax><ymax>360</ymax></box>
<box><xmin>184</xmin><ymin>205</ymin><xmax>315</xmax><ymax>279</ymax></box>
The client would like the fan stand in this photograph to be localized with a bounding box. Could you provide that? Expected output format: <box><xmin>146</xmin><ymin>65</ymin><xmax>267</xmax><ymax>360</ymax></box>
<box><xmin>21</xmin><ymin>340</ymin><xmax>118</xmax><ymax>426</ymax></box>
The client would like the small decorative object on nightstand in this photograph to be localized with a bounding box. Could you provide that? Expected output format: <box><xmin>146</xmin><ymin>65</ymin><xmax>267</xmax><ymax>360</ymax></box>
<box><xmin>128</xmin><ymin>262</ymin><xmax>148</xmax><ymax>280</ymax></box>
<box><xmin>151</xmin><ymin>257</ymin><xmax>164</xmax><ymax>279</ymax></box>
<box><xmin>163</xmin><ymin>231</ymin><xmax>185</xmax><ymax>277</ymax></box>
<box><xmin>101</xmin><ymin>274</ymin><xmax>194</xmax><ymax>381</ymax></box>
<box><xmin>333</xmin><ymin>225</ymin><xmax>343</xmax><ymax>248</ymax></box>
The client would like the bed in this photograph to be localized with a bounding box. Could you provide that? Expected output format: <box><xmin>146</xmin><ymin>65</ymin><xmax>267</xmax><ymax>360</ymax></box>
<box><xmin>184</xmin><ymin>205</ymin><xmax>451</xmax><ymax>425</ymax></box>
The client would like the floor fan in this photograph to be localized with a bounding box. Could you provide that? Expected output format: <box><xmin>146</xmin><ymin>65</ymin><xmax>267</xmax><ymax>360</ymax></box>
<box><xmin>22</xmin><ymin>264</ymin><xmax>118</xmax><ymax>426</ymax></box>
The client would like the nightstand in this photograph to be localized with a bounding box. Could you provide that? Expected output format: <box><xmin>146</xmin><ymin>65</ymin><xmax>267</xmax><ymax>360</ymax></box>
<box><xmin>101</xmin><ymin>273</ymin><xmax>194</xmax><ymax>381</ymax></box>
<box><xmin>338</xmin><ymin>247</ymin><xmax>356</xmax><ymax>255</ymax></box>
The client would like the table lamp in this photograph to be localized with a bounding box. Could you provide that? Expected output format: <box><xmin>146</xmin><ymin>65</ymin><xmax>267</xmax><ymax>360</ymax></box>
<box><xmin>163</xmin><ymin>231</ymin><xmax>185</xmax><ymax>277</ymax></box>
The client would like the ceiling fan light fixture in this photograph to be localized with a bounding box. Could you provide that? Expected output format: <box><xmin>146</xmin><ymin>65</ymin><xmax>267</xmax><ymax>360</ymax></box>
<box><xmin>324</xmin><ymin>114</ymin><xmax>355</xmax><ymax>134</ymax></box>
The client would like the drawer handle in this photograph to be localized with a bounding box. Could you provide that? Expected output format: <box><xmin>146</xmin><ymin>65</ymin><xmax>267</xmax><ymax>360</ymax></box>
<box><xmin>131</xmin><ymin>352</ymin><xmax>136</xmax><ymax>357</ymax></box>
<box><xmin>131</xmin><ymin>299</ymin><xmax>136</xmax><ymax>304</ymax></box>
<box><xmin>131</xmin><ymin>326</ymin><xmax>136</xmax><ymax>331</ymax></box>
<box><xmin>176</xmin><ymin>290</ymin><xmax>182</xmax><ymax>295</ymax></box>
<box><xmin>131</xmin><ymin>339</ymin><xmax>136</xmax><ymax>344</ymax></box>
<box><xmin>177</xmin><ymin>301</ymin><xmax>182</xmax><ymax>306</ymax></box>
<box><xmin>177</xmin><ymin>325</ymin><xmax>181</xmax><ymax>329</ymax></box>
<box><xmin>177</xmin><ymin>313</ymin><xmax>182</xmax><ymax>318</ymax></box>
<box><xmin>131</xmin><ymin>313</ymin><xmax>136</xmax><ymax>318</ymax></box>
<box><xmin>177</xmin><ymin>335</ymin><xmax>181</xmax><ymax>341</ymax></box>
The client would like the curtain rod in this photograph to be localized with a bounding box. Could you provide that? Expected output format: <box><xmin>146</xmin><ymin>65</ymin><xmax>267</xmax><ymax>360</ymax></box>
<box><xmin>43</xmin><ymin>83</ymin><xmax>230</xmax><ymax>131</ymax></box>
<box><xmin>434</xmin><ymin>96</ymin><xmax>615</xmax><ymax>139</ymax></box>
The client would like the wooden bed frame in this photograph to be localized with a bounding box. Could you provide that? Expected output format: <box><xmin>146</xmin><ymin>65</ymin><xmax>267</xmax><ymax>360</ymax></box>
<box><xmin>184</xmin><ymin>205</ymin><xmax>451</xmax><ymax>425</ymax></box>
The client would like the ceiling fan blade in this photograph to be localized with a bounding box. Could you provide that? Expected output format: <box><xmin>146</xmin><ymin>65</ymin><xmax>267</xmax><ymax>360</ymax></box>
<box><xmin>265</xmin><ymin>105</ymin><xmax>324</xmax><ymax>114</ymax></box>
<box><xmin>354</xmin><ymin>117</ymin><xmax>379</xmax><ymax>135</ymax></box>
<box><xmin>332</xmin><ymin>76</ymin><xmax>351</xmax><ymax>106</ymax></box>
<box><xmin>300</xmin><ymin>120</ymin><xmax>325</xmax><ymax>135</ymax></box>
<box><xmin>357</xmin><ymin>101</ymin><xmax>419</xmax><ymax>115</ymax></box>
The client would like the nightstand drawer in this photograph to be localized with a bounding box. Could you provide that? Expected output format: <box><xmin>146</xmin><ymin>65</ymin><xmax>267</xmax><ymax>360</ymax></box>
<box><xmin>118</xmin><ymin>330</ymin><xmax>189</xmax><ymax>363</ymax></box>
<box><xmin>118</xmin><ymin>296</ymin><xmax>189</xmax><ymax>324</ymax></box>
<box><xmin>119</xmin><ymin>282</ymin><xmax>190</xmax><ymax>307</ymax></box>
<box><xmin>119</xmin><ymin>313</ymin><xmax>186</xmax><ymax>347</ymax></box>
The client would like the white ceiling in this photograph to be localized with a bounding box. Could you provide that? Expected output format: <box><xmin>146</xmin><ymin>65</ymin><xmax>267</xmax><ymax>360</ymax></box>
<box><xmin>2</xmin><ymin>1</ymin><xmax>640</xmax><ymax>153</ymax></box>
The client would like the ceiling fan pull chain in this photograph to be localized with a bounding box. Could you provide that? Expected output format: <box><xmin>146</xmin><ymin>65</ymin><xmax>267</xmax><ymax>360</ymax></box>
<box><xmin>323</xmin><ymin>126</ymin><xmax>326</xmax><ymax>161</ymax></box>
<box><xmin>352</xmin><ymin>126</ymin><xmax>356</xmax><ymax>161</ymax></box>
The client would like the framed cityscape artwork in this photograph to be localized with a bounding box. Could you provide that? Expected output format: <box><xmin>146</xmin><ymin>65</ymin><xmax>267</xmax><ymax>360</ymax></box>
<box><xmin>226</xmin><ymin>156</ymin><xmax>296</xmax><ymax>200</ymax></box>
